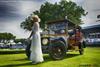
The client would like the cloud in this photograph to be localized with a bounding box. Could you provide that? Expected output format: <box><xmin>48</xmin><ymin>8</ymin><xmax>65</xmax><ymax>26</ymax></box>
<box><xmin>83</xmin><ymin>0</ymin><xmax>100</xmax><ymax>11</ymax></box>
<box><xmin>18</xmin><ymin>1</ymin><xmax>43</xmax><ymax>17</ymax></box>
<box><xmin>0</xmin><ymin>0</ymin><xmax>44</xmax><ymax>38</ymax></box>
<box><xmin>0</xmin><ymin>0</ymin><xmax>44</xmax><ymax>22</ymax></box>
<box><xmin>0</xmin><ymin>0</ymin><xmax>100</xmax><ymax>38</ymax></box>
<box><xmin>45</xmin><ymin>0</ymin><xmax>60</xmax><ymax>3</ymax></box>
<box><xmin>0</xmin><ymin>20</ymin><xmax>30</xmax><ymax>38</ymax></box>
<box><xmin>81</xmin><ymin>0</ymin><xmax>100</xmax><ymax>27</ymax></box>
<box><xmin>0</xmin><ymin>1</ymin><xmax>21</xmax><ymax>21</ymax></box>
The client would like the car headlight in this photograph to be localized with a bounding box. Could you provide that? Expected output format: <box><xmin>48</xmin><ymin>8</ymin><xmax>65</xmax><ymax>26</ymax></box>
<box><xmin>42</xmin><ymin>38</ymin><xmax>48</xmax><ymax>45</ymax></box>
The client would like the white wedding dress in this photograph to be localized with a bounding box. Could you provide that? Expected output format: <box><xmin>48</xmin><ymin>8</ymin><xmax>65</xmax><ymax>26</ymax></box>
<box><xmin>30</xmin><ymin>22</ymin><xmax>44</xmax><ymax>62</ymax></box>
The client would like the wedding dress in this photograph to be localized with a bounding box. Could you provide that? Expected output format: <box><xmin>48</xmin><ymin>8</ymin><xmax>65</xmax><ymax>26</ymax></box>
<box><xmin>30</xmin><ymin>22</ymin><xmax>44</xmax><ymax>62</ymax></box>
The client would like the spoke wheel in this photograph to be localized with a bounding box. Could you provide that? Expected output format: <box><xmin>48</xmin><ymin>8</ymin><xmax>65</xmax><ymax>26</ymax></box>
<box><xmin>49</xmin><ymin>41</ymin><xmax>66</xmax><ymax>60</ymax></box>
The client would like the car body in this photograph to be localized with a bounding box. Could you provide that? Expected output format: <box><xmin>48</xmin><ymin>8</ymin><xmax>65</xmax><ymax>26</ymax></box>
<box><xmin>25</xmin><ymin>19</ymin><xmax>85</xmax><ymax>60</ymax></box>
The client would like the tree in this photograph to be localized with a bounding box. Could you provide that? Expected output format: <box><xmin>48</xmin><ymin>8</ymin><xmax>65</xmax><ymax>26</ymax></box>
<box><xmin>14</xmin><ymin>38</ymin><xmax>26</xmax><ymax>44</ymax></box>
<box><xmin>20</xmin><ymin>0</ymin><xmax>86</xmax><ymax>31</ymax></box>
<box><xmin>0</xmin><ymin>33</ymin><xmax>16</xmax><ymax>44</ymax></box>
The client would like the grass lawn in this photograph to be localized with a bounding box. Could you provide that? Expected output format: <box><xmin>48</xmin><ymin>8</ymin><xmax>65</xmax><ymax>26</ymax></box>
<box><xmin>0</xmin><ymin>47</ymin><xmax>100</xmax><ymax>67</ymax></box>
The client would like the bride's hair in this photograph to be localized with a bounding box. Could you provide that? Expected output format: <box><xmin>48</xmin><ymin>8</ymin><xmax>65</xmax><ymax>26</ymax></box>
<box><xmin>32</xmin><ymin>15</ymin><xmax>41</xmax><ymax>22</ymax></box>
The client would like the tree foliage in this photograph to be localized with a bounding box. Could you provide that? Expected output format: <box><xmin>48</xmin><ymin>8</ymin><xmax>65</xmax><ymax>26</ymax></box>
<box><xmin>20</xmin><ymin>0</ymin><xmax>86</xmax><ymax>31</ymax></box>
<box><xmin>0</xmin><ymin>33</ymin><xmax>16</xmax><ymax>44</ymax></box>
<box><xmin>14</xmin><ymin>39</ymin><xmax>26</xmax><ymax>44</ymax></box>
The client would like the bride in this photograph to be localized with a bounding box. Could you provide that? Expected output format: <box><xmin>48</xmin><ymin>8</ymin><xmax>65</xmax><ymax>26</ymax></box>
<box><xmin>28</xmin><ymin>15</ymin><xmax>44</xmax><ymax>64</ymax></box>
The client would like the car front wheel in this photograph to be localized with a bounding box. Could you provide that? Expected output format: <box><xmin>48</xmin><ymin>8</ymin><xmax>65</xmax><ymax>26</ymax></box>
<box><xmin>49</xmin><ymin>41</ymin><xmax>66</xmax><ymax>60</ymax></box>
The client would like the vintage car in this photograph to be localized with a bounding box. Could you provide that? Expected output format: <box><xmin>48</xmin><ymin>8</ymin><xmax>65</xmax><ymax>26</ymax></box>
<box><xmin>25</xmin><ymin>18</ymin><xmax>85</xmax><ymax>60</ymax></box>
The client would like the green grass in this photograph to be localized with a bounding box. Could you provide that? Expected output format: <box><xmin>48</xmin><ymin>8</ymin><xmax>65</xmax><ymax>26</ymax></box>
<box><xmin>0</xmin><ymin>47</ymin><xmax>100</xmax><ymax>67</ymax></box>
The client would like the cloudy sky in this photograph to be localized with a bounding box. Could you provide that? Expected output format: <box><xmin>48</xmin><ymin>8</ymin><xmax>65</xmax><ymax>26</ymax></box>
<box><xmin>82</xmin><ymin>0</ymin><xmax>100</xmax><ymax>26</ymax></box>
<box><xmin>0</xmin><ymin>0</ymin><xmax>100</xmax><ymax>38</ymax></box>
